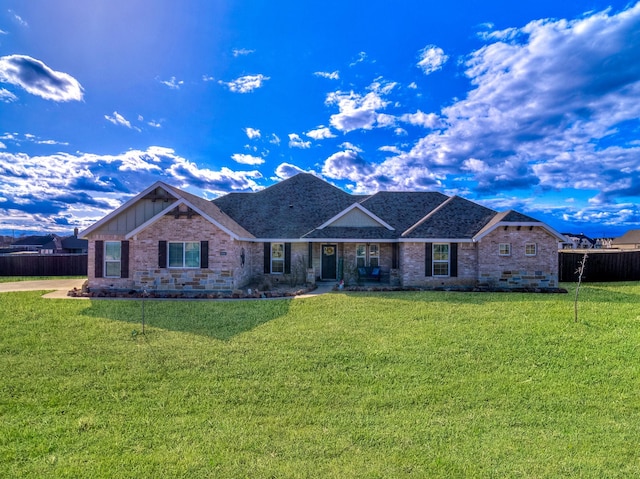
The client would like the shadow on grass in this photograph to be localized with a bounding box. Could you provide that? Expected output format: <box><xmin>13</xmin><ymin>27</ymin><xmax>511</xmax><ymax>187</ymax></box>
<box><xmin>81</xmin><ymin>298</ymin><xmax>292</xmax><ymax>341</ymax></box>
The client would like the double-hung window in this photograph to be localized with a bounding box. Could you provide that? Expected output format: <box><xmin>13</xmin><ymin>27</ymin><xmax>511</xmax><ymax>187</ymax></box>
<box><xmin>525</xmin><ymin>243</ymin><xmax>537</xmax><ymax>256</ymax></box>
<box><xmin>432</xmin><ymin>243</ymin><xmax>450</xmax><ymax>276</ymax></box>
<box><xmin>271</xmin><ymin>243</ymin><xmax>285</xmax><ymax>273</ymax></box>
<box><xmin>356</xmin><ymin>243</ymin><xmax>380</xmax><ymax>268</ymax></box>
<box><xmin>499</xmin><ymin>243</ymin><xmax>511</xmax><ymax>256</ymax></box>
<box><xmin>104</xmin><ymin>241</ymin><xmax>122</xmax><ymax>277</ymax></box>
<box><xmin>168</xmin><ymin>241</ymin><xmax>201</xmax><ymax>268</ymax></box>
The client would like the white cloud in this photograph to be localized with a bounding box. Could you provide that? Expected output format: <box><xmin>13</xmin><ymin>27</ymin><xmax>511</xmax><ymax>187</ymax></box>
<box><xmin>378</xmin><ymin>145</ymin><xmax>403</xmax><ymax>155</ymax></box>
<box><xmin>245</xmin><ymin>128</ymin><xmax>261</xmax><ymax>139</ymax></box>
<box><xmin>274</xmin><ymin>163</ymin><xmax>307</xmax><ymax>180</ymax></box>
<box><xmin>233</xmin><ymin>48</ymin><xmax>255</xmax><ymax>57</ymax></box>
<box><xmin>105</xmin><ymin>112</ymin><xmax>131</xmax><ymax>129</ymax></box>
<box><xmin>0</xmin><ymin>55</ymin><xmax>83</xmax><ymax>102</ymax></box>
<box><xmin>159</xmin><ymin>76</ymin><xmax>184</xmax><ymax>89</ymax></box>
<box><xmin>325</xmin><ymin>82</ymin><xmax>393</xmax><ymax>133</ymax></box>
<box><xmin>350</xmin><ymin>51</ymin><xmax>368</xmax><ymax>67</ymax></box>
<box><xmin>305</xmin><ymin>127</ymin><xmax>336</xmax><ymax>140</ymax></box>
<box><xmin>400</xmin><ymin>110</ymin><xmax>441</xmax><ymax>129</ymax></box>
<box><xmin>417</xmin><ymin>45</ymin><xmax>448</xmax><ymax>75</ymax></box>
<box><xmin>269</xmin><ymin>134</ymin><xmax>281</xmax><ymax>145</ymax></box>
<box><xmin>339</xmin><ymin>142</ymin><xmax>363</xmax><ymax>153</ymax></box>
<box><xmin>288</xmin><ymin>133</ymin><xmax>311</xmax><ymax>149</ymax></box>
<box><xmin>231</xmin><ymin>153</ymin><xmax>265</xmax><ymax>165</ymax></box>
<box><xmin>9</xmin><ymin>10</ymin><xmax>28</xmax><ymax>27</ymax></box>
<box><xmin>0</xmin><ymin>88</ymin><xmax>17</xmax><ymax>103</ymax></box>
<box><xmin>322</xmin><ymin>150</ymin><xmax>372</xmax><ymax>182</ymax></box>
<box><xmin>202</xmin><ymin>75</ymin><xmax>215</xmax><ymax>82</ymax></box>
<box><xmin>220</xmin><ymin>74</ymin><xmax>269</xmax><ymax>93</ymax></box>
<box><xmin>314</xmin><ymin>71</ymin><xmax>340</xmax><ymax>80</ymax></box>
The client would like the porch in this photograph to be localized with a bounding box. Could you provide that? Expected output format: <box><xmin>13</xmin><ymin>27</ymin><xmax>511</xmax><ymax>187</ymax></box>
<box><xmin>311</xmin><ymin>242</ymin><xmax>399</xmax><ymax>287</ymax></box>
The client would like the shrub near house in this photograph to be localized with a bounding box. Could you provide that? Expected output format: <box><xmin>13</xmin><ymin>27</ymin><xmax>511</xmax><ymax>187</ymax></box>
<box><xmin>81</xmin><ymin>173</ymin><xmax>566</xmax><ymax>294</ymax></box>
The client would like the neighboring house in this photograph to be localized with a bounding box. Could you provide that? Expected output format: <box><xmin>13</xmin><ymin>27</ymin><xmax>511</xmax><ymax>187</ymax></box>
<box><xmin>80</xmin><ymin>173</ymin><xmax>566</xmax><ymax>293</ymax></box>
<box><xmin>10</xmin><ymin>234</ymin><xmax>62</xmax><ymax>254</ymax></box>
<box><xmin>560</xmin><ymin>233</ymin><xmax>596</xmax><ymax>250</ymax></box>
<box><xmin>612</xmin><ymin>230</ymin><xmax>640</xmax><ymax>250</ymax></box>
<box><xmin>61</xmin><ymin>229</ymin><xmax>88</xmax><ymax>254</ymax></box>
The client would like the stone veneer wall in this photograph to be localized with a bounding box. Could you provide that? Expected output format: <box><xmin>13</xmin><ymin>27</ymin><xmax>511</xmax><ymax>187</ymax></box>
<box><xmin>400</xmin><ymin>241</ymin><xmax>478</xmax><ymax>289</ymax></box>
<box><xmin>88</xmin><ymin>215</ymin><xmax>251</xmax><ymax>293</ymax></box>
<box><xmin>476</xmin><ymin>226</ymin><xmax>559</xmax><ymax>289</ymax></box>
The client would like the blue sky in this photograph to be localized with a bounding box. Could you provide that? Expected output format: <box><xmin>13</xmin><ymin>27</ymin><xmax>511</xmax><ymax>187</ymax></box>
<box><xmin>1</xmin><ymin>0</ymin><xmax>639</xmax><ymax>238</ymax></box>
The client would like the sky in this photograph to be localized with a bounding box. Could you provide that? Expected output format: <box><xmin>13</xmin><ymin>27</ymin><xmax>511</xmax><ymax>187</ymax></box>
<box><xmin>1</xmin><ymin>0</ymin><xmax>640</xmax><ymax>239</ymax></box>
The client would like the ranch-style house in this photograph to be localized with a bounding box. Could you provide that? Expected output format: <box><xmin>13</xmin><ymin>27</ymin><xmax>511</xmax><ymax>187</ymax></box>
<box><xmin>81</xmin><ymin>173</ymin><xmax>566</xmax><ymax>293</ymax></box>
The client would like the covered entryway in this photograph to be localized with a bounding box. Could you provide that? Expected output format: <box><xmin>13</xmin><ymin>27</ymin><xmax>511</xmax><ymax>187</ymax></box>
<box><xmin>321</xmin><ymin>244</ymin><xmax>337</xmax><ymax>280</ymax></box>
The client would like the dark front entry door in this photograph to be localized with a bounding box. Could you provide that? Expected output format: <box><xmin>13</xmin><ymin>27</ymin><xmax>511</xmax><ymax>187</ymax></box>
<box><xmin>321</xmin><ymin>244</ymin><xmax>337</xmax><ymax>280</ymax></box>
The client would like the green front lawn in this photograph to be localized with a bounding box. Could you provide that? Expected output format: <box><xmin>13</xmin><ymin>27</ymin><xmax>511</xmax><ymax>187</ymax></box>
<box><xmin>1</xmin><ymin>284</ymin><xmax>639</xmax><ymax>477</ymax></box>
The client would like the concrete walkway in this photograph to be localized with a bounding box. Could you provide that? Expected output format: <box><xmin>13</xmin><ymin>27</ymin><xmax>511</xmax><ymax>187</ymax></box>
<box><xmin>0</xmin><ymin>279</ymin><xmax>336</xmax><ymax>300</ymax></box>
<box><xmin>0</xmin><ymin>279</ymin><xmax>87</xmax><ymax>299</ymax></box>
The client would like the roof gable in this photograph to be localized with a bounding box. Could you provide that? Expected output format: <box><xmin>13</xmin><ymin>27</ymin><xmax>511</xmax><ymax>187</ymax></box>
<box><xmin>473</xmin><ymin>209</ymin><xmax>567</xmax><ymax>242</ymax></box>
<box><xmin>403</xmin><ymin>196</ymin><xmax>497</xmax><ymax>239</ymax></box>
<box><xmin>318</xmin><ymin>203</ymin><xmax>394</xmax><ymax>230</ymax></box>
<box><xmin>212</xmin><ymin>173</ymin><xmax>356</xmax><ymax>238</ymax></box>
<box><xmin>81</xmin><ymin>181</ymin><xmax>252</xmax><ymax>240</ymax></box>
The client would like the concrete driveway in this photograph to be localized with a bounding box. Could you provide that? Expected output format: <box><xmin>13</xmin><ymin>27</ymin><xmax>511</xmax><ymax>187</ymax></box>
<box><xmin>0</xmin><ymin>279</ymin><xmax>87</xmax><ymax>299</ymax></box>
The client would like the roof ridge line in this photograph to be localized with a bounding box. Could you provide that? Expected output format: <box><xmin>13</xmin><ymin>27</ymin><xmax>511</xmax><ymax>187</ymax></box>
<box><xmin>401</xmin><ymin>195</ymin><xmax>454</xmax><ymax>237</ymax></box>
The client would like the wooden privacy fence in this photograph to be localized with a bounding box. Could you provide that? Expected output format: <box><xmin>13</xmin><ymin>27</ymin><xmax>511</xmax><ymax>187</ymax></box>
<box><xmin>559</xmin><ymin>250</ymin><xmax>640</xmax><ymax>282</ymax></box>
<box><xmin>0</xmin><ymin>254</ymin><xmax>87</xmax><ymax>276</ymax></box>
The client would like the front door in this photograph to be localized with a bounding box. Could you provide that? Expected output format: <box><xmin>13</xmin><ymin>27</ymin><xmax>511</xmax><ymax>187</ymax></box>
<box><xmin>321</xmin><ymin>244</ymin><xmax>337</xmax><ymax>280</ymax></box>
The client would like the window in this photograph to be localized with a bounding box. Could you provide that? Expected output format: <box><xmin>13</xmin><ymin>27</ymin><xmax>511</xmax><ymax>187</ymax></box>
<box><xmin>168</xmin><ymin>241</ymin><xmax>200</xmax><ymax>268</ymax></box>
<box><xmin>104</xmin><ymin>241</ymin><xmax>121</xmax><ymax>277</ymax></box>
<box><xmin>433</xmin><ymin>243</ymin><xmax>449</xmax><ymax>276</ymax></box>
<box><xmin>271</xmin><ymin>243</ymin><xmax>285</xmax><ymax>273</ymax></box>
<box><xmin>499</xmin><ymin>243</ymin><xmax>511</xmax><ymax>256</ymax></box>
<box><xmin>356</xmin><ymin>244</ymin><xmax>366</xmax><ymax>267</ymax></box>
<box><xmin>525</xmin><ymin>243</ymin><xmax>537</xmax><ymax>256</ymax></box>
<box><xmin>356</xmin><ymin>243</ymin><xmax>380</xmax><ymax>268</ymax></box>
<box><xmin>369</xmin><ymin>244</ymin><xmax>379</xmax><ymax>267</ymax></box>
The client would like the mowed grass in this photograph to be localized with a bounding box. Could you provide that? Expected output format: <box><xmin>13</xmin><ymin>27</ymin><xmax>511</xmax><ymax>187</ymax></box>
<box><xmin>1</xmin><ymin>284</ymin><xmax>640</xmax><ymax>478</ymax></box>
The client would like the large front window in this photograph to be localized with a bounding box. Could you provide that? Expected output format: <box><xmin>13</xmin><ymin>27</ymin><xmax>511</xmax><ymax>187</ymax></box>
<box><xmin>433</xmin><ymin>243</ymin><xmax>450</xmax><ymax>276</ymax></box>
<box><xmin>104</xmin><ymin>241</ymin><xmax>121</xmax><ymax>277</ymax></box>
<box><xmin>168</xmin><ymin>242</ymin><xmax>200</xmax><ymax>268</ymax></box>
<box><xmin>271</xmin><ymin>243</ymin><xmax>285</xmax><ymax>273</ymax></box>
<box><xmin>356</xmin><ymin>243</ymin><xmax>380</xmax><ymax>268</ymax></box>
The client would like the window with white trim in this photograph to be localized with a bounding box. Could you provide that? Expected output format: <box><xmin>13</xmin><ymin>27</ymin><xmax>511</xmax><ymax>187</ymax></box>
<box><xmin>104</xmin><ymin>241</ymin><xmax>122</xmax><ymax>277</ymax></box>
<box><xmin>369</xmin><ymin>244</ymin><xmax>379</xmax><ymax>267</ymax></box>
<box><xmin>271</xmin><ymin>243</ymin><xmax>285</xmax><ymax>273</ymax></box>
<box><xmin>499</xmin><ymin>243</ymin><xmax>511</xmax><ymax>256</ymax></box>
<box><xmin>356</xmin><ymin>243</ymin><xmax>380</xmax><ymax>268</ymax></box>
<box><xmin>433</xmin><ymin>243</ymin><xmax>450</xmax><ymax>276</ymax></box>
<box><xmin>356</xmin><ymin>244</ymin><xmax>366</xmax><ymax>267</ymax></box>
<box><xmin>168</xmin><ymin>241</ymin><xmax>200</xmax><ymax>268</ymax></box>
<box><xmin>525</xmin><ymin>243</ymin><xmax>537</xmax><ymax>256</ymax></box>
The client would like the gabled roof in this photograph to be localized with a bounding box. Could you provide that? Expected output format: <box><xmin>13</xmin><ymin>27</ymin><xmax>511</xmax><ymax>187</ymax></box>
<box><xmin>359</xmin><ymin>191</ymin><xmax>449</xmax><ymax>232</ymax></box>
<box><xmin>81</xmin><ymin>181</ymin><xmax>253</xmax><ymax>240</ymax></box>
<box><xmin>612</xmin><ymin>229</ymin><xmax>640</xmax><ymax>245</ymax></box>
<box><xmin>402</xmin><ymin>196</ymin><xmax>496</xmax><ymax>239</ymax></box>
<box><xmin>473</xmin><ymin>209</ymin><xmax>567</xmax><ymax>242</ymax></box>
<box><xmin>212</xmin><ymin>173</ymin><xmax>355</xmax><ymax>238</ymax></box>
<box><xmin>11</xmin><ymin>234</ymin><xmax>58</xmax><ymax>247</ymax></box>
<box><xmin>317</xmin><ymin>203</ymin><xmax>394</xmax><ymax>230</ymax></box>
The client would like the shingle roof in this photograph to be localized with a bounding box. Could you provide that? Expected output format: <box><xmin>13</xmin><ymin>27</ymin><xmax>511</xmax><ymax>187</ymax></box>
<box><xmin>612</xmin><ymin>229</ymin><xmax>640</xmax><ymax>245</ymax></box>
<box><xmin>402</xmin><ymin>196</ymin><xmax>497</xmax><ymax>239</ymax></box>
<box><xmin>212</xmin><ymin>173</ymin><xmax>355</xmax><ymax>238</ymax></box>
<box><xmin>163</xmin><ymin>183</ymin><xmax>254</xmax><ymax>238</ymax></box>
<box><xmin>208</xmin><ymin>173</ymin><xmax>556</xmax><ymax>242</ymax></box>
<box><xmin>358</xmin><ymin>191</ymin><xmax>449</xmax><ymax>232</ymax></box>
